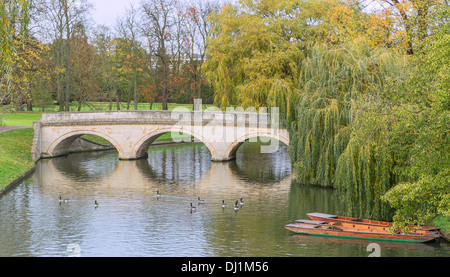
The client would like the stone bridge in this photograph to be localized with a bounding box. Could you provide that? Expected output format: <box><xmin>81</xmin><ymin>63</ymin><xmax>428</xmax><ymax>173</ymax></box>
<box><xmin>31</xmin><ymin>110</ymin><xmax>289</xmax><ymax>162</ymax></box>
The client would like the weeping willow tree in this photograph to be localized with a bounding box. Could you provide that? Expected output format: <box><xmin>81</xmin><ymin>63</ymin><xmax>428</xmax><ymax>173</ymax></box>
<box><xmin>287</xmin><ymin>40</ymin><xmax>407</xmax><ymax>220</ymax></box>
<box><xmin>205</xmin><ymin>0</ymin><xmax>446</xmax><ymax>223</ymax></box>
<box><xmin>333</xmin><ymin>99</ymin><xmax>400</xmax><ymax>220</ymax></box>
<box><xmin>204</xmin><ymin>0</ymin><xmax>337</xmax><ymax>111</ymax></box>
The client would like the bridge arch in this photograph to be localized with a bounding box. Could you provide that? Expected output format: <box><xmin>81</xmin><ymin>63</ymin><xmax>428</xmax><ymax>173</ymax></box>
<box><xmin>47</xmin><ymin>130</ymin><xmax>124</xmax><ymax>158</ymax></box>
<box><xmin>133</xmin><ymin>127</ymin><xmax>217</xmax><ymax>159</ymax></box>
<box><xmin>225</xmin><ymin>133</ymin><xmax>290</xmax><ymax>161</ymax></box>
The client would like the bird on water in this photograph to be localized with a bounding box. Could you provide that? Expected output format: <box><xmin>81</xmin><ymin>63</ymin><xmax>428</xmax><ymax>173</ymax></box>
<box><xmin>190</xmin><ymin>203</ymin><xmax>196</xmax><ymax>212</ymax></box>
<box><xmin>198</xmin><ymin>197</ymin><xmax>205</xmax><ymax>204</ymax></box>
<box><xmin>234</xmin><ymin>201</ymin><xmax>240</xmax><ymax>211</ymax></box>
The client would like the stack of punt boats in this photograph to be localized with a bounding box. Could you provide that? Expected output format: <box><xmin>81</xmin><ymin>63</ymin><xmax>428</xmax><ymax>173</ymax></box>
<box><xmin>285</xmin><ymin>212</ymin><xmax>442</xmax><ymax>243</ymax></box>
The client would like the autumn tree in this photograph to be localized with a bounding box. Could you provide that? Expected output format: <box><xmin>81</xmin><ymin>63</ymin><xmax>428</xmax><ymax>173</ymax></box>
<box><xmin>181</xmin><ymin>0</ymin><xmax>219</xmax><ymax>105</ymax></box>
<box><xmin>71</xmin><ymin>23</ymin><xmax>100</xmax><ymax>111</ymax></box>
<box><xmin>141</xmin><ymin>0</ymin><xmax>179</xmax><ymax>110</ymax></box>
<box><xmin>0</xmin><ymin>0</ymin><xmax>31</xmax><ymax>114</ymax></box>
<box><xmin>375</xmin><ymin>0</ymin><xmax>447</xmax><ymax>54</ymax></box>
<box><xmin>115</xmin><ymin>4</ymin><xmax>143</xmax><ymax>110</ymax></box>
<box><xmin>6</xmin><ymin>35</ymin><xmax>54</xmax><ymax>111</ymax></box>
<box><xmin>33</xmin><ymin>0</ymin><xmax>92</xmax><ymax>111</ymax></box>
<box><xmin>93</xmin><ymin>25</ymin><xmax>120</xmax><ymax>110</ymax></box>
<box><xmin>381</xmin><ymin>5</ymin><xmax>450</xmax><ymax>228</ymax></box>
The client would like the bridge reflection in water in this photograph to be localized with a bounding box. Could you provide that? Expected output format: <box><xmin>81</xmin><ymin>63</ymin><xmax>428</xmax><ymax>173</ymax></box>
<box><xmin>34</xmin><ymin>141</ymin><xmax>292</xmax><ymax>200</ymax></box>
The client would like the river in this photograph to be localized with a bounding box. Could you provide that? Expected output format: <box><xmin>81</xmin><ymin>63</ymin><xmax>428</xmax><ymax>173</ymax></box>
<box><xmin>0</xmin><ymin>141</ymin><xmax>448</xmax><ymax>257</ymax></box>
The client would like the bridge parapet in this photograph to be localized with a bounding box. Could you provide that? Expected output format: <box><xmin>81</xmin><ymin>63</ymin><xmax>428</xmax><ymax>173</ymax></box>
<box><xmin>39</xmin><ymin>110</ymin><xmax>273</xmax><ymax>128</ymax></box>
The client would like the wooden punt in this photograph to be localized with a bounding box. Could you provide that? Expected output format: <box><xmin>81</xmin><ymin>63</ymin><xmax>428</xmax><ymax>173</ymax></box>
<box><xmin>295</xmin><ymin>219</ymin><xmax>440</xmax><ymax>236</ymax></box>
<box><xmin>307</xmin><ymin>212</ymin><xmax>440</xmax><ymax>232</ymax></box>
<box><xmin>285</xmin><ymin>221</ymin><xmax>440</xmax><ymax>243</ymax></box>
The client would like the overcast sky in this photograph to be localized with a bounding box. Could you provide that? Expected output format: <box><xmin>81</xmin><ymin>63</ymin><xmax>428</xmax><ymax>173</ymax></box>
<box><xmin>90</xmin><ymin>0</ymin><xmax>141</xmax><ymax>27</ymax></box>
<box><xmin>89</xmin><ymin>0</ymin><xmax>233</xmax><ymax>28</ymax></box>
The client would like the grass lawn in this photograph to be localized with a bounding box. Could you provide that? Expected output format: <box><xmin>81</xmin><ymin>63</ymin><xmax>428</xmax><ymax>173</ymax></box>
<box><xmin>4</xmin><ymin>113</ymin><xmax>42</xmax><ymax>126</ymax></box>
<box><xmin>82</xmin><ymin>132</ymin><xmax>192</xmax><ymax>145</ymax></box>
<box><xmin>3</xmin><ymin>101</ymin><xmax>215</xmax><ymax>127</ymax></box>
<box><xmin>0</xmin><ymin>128</ymin><xmax>34</xmax><ymax>190</ymax></box>
<box><xmin>22</xmin><ymin>101</ymin><xmax>214</xmax><ymax>113</ymax></box>
<box><xmin>3</xmin><ymin>102</ymin><xmax>202</xmax><ymax>143</ymax></box>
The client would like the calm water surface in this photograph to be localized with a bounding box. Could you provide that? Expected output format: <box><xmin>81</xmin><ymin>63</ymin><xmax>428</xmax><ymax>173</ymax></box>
<box><xmin>0</xmin><ymin>142</ymin><xmax>448</xmax><ymax>257</ymax></box>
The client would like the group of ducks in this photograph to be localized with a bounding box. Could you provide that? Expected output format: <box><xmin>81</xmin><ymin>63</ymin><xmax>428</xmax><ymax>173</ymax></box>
<box><xmin>59</xmin><ymin>196</ymin><xmax>99</xmax><ymax>208</ymax></box>
<box><xmin>157</xmin><ymin>190</ymin><xmax>246</xmax><ymax>213</ymax></box>
<box><xmin>60</xmin><ymin>191</ymin><xmax>246</xmax><ymax>212</ymax></box>
<box><xmin>190</xmin><ymin>197</ymin><xmax>245</xmax><ymax>213</ymax></box>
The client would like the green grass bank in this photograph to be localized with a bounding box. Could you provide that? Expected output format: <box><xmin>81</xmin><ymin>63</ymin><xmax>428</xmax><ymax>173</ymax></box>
<box><xmin>3</xmin><ymin>112</ymin><xmax>42</xmax><ymax>126</ymax></box>
<box><xmin>0</xmin><ymin>128</ymin><xmax>34</xmax><ymax>190</ymax></box>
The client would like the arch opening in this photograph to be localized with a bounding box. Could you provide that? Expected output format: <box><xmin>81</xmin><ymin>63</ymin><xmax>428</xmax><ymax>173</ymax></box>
<box><xmin>48</xmin><ymin>131</ymin><xmax>121</xmax><ymax>158</ymax></box>
<box><xmin>228</xmin><ymin>136</ymin><xmax>292</xmax><ymax>182</ymax></box>
<box><xmin>134</xmin><ymin>128</ymin><xmax>215</xmax><ymax>160</ymax></box>
<box><xmin>226</xmin><ymin>135</ymin><xmax>290</xmax><ymax>161</ymax></box>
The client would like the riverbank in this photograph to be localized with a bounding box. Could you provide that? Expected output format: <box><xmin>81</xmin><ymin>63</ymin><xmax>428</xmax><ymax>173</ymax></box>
<box><xmin>0</xmin><ymin>128</ymin><xmax>34</xmax><ymax>191</ymax></box>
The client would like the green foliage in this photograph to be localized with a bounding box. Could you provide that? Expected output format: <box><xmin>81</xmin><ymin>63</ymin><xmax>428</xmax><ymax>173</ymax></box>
<box><xmin>334</xmin><ymin>102</ymin><xmax>398</xmax><ymax>220</ymax></box>
<box><xmin>433</xmin><ymin>215</ymin><xmax>450</xmax><ymax>234</ymax></box>
<box><xmin>204</xmin><ymin>0</ymin><xmax>448</xmax><ymax>224</ymax></box>
<box><xmin>0</xmin><ymin>0</ymin><xmax>32</xmax><ymax>112</ymax></box>
<box><xmin>290</xmin><ymin>41</ymin><xmax>405</xmax><ymax>190</ymax></box>
<box><xmin>380</xmin><ymin>14</ymin><xmax>450</xmax><ymax>227</ymax></box>
<box><xmin>382</xmin><ymin>170</ymin><xmax>450</xmax><ymax>231</ymax></box>
<box><xmin>204</xmin><ymin>0</ymin><xmax>312</xmax><ymax>110</ymax></box>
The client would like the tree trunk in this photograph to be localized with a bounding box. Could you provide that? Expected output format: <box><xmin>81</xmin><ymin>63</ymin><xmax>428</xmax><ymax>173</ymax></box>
<box><xmin>26</xmin><ymin>81</ymin><xmax>32</xmax><ymax>111</ymax></box>
<box><xmin>17</xmin><ymin>98</ymin><xmax>24</xmax><ymax>111</ymax></box>
<box><xmin>64</xmin><ymin>1</ymin><xmax>71</xmax><ymax>112</ymax></box>
<box><xmin>162</xmin><ymin>61</ymin><xmax>168</xmax><ymax>110</ymax></box>
<box><xmin>42</xmin><ymin>87</ymin><xmax>45</xmax><ymax>112</ymax></box>
<box><xmin>115</xmin><ymin>88</ymin><xmax>120</xmax><ymax>110</ymax></box>
<box><xmin>134</xmin><ymin>74</ymin><xmax>138</xmax><ymax>110</ymax></box>
<box><xmin>392</xmin><ymin>0</ymin><xmax>414</xmax><ymax>55</ymax></box>
<box><xmin>57</xmin><ymin>72</ymin><xmax>64</xmax><ymax>111</ymax></box>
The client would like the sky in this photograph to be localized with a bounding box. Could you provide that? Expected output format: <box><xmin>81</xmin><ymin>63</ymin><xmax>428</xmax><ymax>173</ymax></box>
<box><xmin>90</xmin><ymin>0</ymin><xmax>140</xmax><ymax>27</ymax></box>
<box><xmin>89</xmin><ymin>0</ymin><xmax>231</xmax><ymax>28</ymax></box>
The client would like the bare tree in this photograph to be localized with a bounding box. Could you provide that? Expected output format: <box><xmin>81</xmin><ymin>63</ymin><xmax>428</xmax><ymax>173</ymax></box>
<box><xmin>183</xmin><ymin>0</ymin><xmax>221</xmax><ymax>102</ymax></box>
<box><xmin>32</xmin><ymin>0</ymin><xmax>91</xmax><ymax>111</ymax></box>
<box><xmin>141</xmin><ymin>0</ymin><xmax>178</xmax><ymax>110</ymax></box>
<box><xmin>115</xmin><ymin>3</ymin><xmax>142</xmax><ymax>110</ymax></box>
<box><xmin>93</xmin><ymin>25</ymin><xmax>120</xmax><ymax>110</ymax></box>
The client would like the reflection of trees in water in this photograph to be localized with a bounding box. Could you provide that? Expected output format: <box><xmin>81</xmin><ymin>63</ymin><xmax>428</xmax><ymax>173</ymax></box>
<box><xmin>145</xmin><ymin>143</ymin><xmax>212</xmax><ymax>183</ymax></box>
<box><xmin>49</xmin><ymin>141</ymin><xmax>292</xmax><ymax>185</ymax></box>
<box><xmin>51</xmin><ymin>150</ymin><xmax>118</xmax><ymax>181</ymax></box>
<box><xmin>143</xmin><ymin>141</ymin><xmax>292</xmax><ymax>184</ymax></box>
<box><xmin>231</xmin><ymin>141</ymin><xmax>291</xmax><ymax>183</ymax></box>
